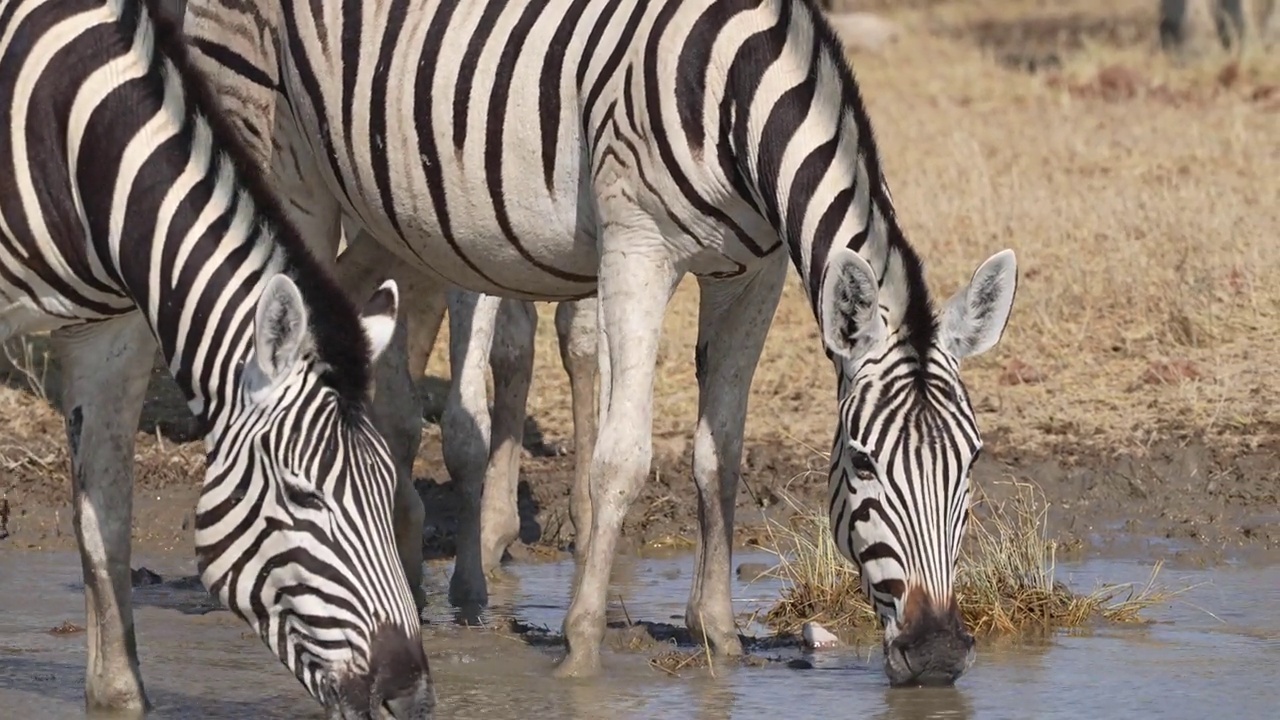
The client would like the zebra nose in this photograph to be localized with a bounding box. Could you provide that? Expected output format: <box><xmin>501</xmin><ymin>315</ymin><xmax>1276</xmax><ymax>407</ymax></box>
<box><xmin>381</xmin><ymin>673</ymin><xmax>435</xmax><ymax>720</ymax></box>
<box><xmin>368</xmin><ymin>625</ymin><xmax>434</xmax><ymax>719</ymax></box>
<box><xmin>883</xmin><ymin>603</ymin><xmax>975</xmax><ymax>687</ymax></box>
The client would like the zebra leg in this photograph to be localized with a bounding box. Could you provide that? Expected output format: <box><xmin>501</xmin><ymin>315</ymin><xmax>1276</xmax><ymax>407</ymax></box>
<box><xmin>556</xmin><ymin>246</ymin><xmax>681</xmax><ymax>678</ymax></box>
<box><xmin>442</xmin><ymin>290</ymin><xmax>500</xmax><ymax>609</ymax></box>
<box><xmin>334</xmin><ymin>235</ymin><xmax>443</xmax><ymax>615</ymax></box>
<box><xmin>50</xmin><ymin>313</ymin><xmax>157</xmax><ymax>712</ymax></box>
<box><xmin>554</xmin><ymin>298</ymin><xmax>598</xmax><ymax>580</ymax></box>
<box><xmin>475</xmin><ymin>298</ymin><xmax>537</xmax><ymax>576</ymax></box>
<box><xmin>685</xmin><ymin>259</ymin><xmax>788</xmax><ymax>658</ymax></box>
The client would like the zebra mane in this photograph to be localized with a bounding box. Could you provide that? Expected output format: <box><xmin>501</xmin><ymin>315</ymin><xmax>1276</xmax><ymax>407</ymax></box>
<box><xmin>798</xmin><ymin>0</ymin><xmax>941</xmax><ymax>364</ymax></box>
<box><xmin>141</xmin><ymin>0</ymin><xmax>375</xmax><ymax>407</ymax></box>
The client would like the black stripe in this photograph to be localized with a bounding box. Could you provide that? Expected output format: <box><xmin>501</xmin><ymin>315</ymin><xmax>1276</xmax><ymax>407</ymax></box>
<box><xmin>486</xmin><ymin>0</ymin><xmax>594</xmax><ymax>283</ymax></box>
<box><xmin>189</xmin><ymin>37</ymin><xmax>279</xmax><ymax>92</ymax></box>
<box><xmin>367</xmin><ymin>0</ymin><xmax>416</xmax><ymax>256</ymax></box>
<box><xmin>539</xmin><ymin>0</ymin><xmax>593</xmax><ymax>192</ymax></box>
<box><xmin>339</xmin><ymin>0</ymin><xmax>362</xmax><ymax>168</ymax></box>
<box><xmin>674</xmin><ymin>0</ymin><xmax>764</xmax><ymax>157</ymax></box>
<box><xmin>575</xmin><ymin>0</ymin><xmax>624</xmax><ymax>93</ymax></box>
<box><xmin>581</xmin><ymin>0</ymin><xmax>646</xmax><ymax>134</ymax></box>
<box><xmin>754</xmin><ymin>26</ymin><xmax>822</xmax><ymax>233</ymax></box>
<box><xmin>278</xmin><ymin>0</ymin><xmax>361</xmax><ymax>219</ymax></box>
<box><xmin>453</xmin><ymin>0</ymin><xmax>508</xmax><ymax>155</ymax></box>
<box><xmin>412</xmin><ymin>0</ymin><xmax>519</xmax><ymax>293</ymax></box>
<box><xmin>648</xmin><ymin>0</ymin><xmax>768</xmax><ymax>257</ymax></box>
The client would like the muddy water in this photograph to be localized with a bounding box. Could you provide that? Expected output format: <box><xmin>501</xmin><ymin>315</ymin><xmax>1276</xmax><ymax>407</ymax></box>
<box><xmin>1</xmin><ymin>550</ymin><xmax>1278</xmax><ymax>719</ymax></box>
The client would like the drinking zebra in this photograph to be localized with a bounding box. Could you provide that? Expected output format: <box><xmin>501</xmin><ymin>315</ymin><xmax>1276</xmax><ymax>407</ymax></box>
<box><xmin>169</xmin><ymin>0</ymin><xmax>602</xmax><ymax>613</ymax></box>
<box><xmin>0</xmin><ymin>0</ymin><xmax>433</xmax><ymax>714</ymax></box>
<box><xmin>182</xmin><ymin>0</ymin><xmax>1018</xmax><ymax>686</ymax></box>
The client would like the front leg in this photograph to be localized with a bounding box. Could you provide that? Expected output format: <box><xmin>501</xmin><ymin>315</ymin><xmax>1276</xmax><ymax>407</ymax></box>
<box><xmin>556</xmin><ymin>243</ymin><xmax>681</xmax><ymax>678</ymax></box>
<box><xmin>443</xmin><ymin>290</ymin><xmax>501</xmax><ymax>609</ymax></box>
<box><xmin>50</xmin><ymin>313</ymin><xmax>157</xmax><ymax>713</ymax></box>
<box><xmin>685</xmin><ymin>258</ymin><xmax>788</xmax><ymax>657</ymax></box>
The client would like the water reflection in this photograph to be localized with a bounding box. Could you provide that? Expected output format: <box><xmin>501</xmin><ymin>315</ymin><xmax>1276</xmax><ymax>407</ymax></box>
<box><xmin>876</xmin><ymin>686</ymin><xmax>974</xmax><ymax>720</ymax></box>
<box><xmin>3</xmin><ymin>551</ymin><xmax>1280</xmax><ymax>719</ymax></box>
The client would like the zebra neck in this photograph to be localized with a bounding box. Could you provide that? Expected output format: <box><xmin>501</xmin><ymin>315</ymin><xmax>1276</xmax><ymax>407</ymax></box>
<box><xmin>65</xmin><ymin>2</ymin><xmax>293</xmax><ymax>438</ymax></box>
<box><xmin>121</xmin><ymin>184</ymin><xmax>287</xmax><ymax>438</ymax></box>
<box><xmin>90</xmin><ymin>0</ymin><xmax>369</xmax><ymax>442</ymax></box>
<box><xmin>707</xmin><ymin>0</ymin><xmax>928</xmax><ymax>334</ymax></box>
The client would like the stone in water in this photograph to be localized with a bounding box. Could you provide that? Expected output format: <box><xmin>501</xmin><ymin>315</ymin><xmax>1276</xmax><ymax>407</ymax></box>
<box><xmin>802</xmin><ymin>622</ymin><xmax>840</xmax><ymax>650</ymax></box>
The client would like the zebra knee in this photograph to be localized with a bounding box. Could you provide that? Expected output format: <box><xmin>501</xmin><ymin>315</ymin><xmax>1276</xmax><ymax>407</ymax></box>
<box><xmin>554</xmin><ymin>298</ymin><xmax>598</xmax><ymax>370</ymax></box>
<box><xmin>489</xmin><ymin>298</ymin><xmax>536</xmax><ymax>379</ymax></box>
<box><xmin>588</xmin><ymin>422</ymin><xmax>653</xmax><ymax>525</ymax></box>
<box><xmin>440</xmin><ymin>386</ymin><xmax>491</xmax><ymax>496</ymax></box>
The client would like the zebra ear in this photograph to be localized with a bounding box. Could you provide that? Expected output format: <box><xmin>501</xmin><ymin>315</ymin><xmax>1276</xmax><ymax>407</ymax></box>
<box><xmin>938</xmin><ymin>249</ymin><xmax>1018</xmax><ymax>359</ymax></box>
<box><xmin>819</xmin><ymin>247</ymin><xmax>886</xmax><ymax>363</ymax></box>
<box><xmin>247</xmin><ymin>274</ymin><xmax>313</xmax><ymax>397</ymax></box>
<box><xmin>359</xmin><ymin>279</ymin><xmax>399</xmax><ymax>365</ymax></box>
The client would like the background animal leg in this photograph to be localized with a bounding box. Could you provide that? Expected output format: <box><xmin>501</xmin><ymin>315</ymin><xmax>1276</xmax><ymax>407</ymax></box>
<box><xmin>477</xmin><ymin>298</ymin><xmax>537</xmax><ymax>575</ymax></box>
<box><xmin>50</xmin><ymin>314</ymin><xmax>157</xmax><ymax>712</ymax></box>
<box><xmin>335</xmin><ymin>235</ymin><xmax>444</xmax><ymax>615</ymax></box>
<box><xmin>443</xmin><ymin>290</ymin><xmax>500</xmax><ymax>609</ymax></box>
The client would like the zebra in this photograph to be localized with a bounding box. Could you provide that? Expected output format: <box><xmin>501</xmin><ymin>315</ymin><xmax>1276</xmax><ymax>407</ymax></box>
<box><xmin>0</xmin><ymin>0</ymin><xmax>434</xmax><ymax>715</ymax></box>
<box><xmin>164</xmin><ymin>0</ymin><xmax>602</xmax><ymax>613</ymax></box>
<box><xmin>180</xmin><ymin>0</ymin><xmax>1019</xmax><ymax>686</ymax></box>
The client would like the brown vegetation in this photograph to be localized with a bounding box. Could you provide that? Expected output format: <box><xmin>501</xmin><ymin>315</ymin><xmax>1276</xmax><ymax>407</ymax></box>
<box><xmin>756</xmin><ymin>482</ymin><xmax>1187</xmax><ymax>639</ymax></box>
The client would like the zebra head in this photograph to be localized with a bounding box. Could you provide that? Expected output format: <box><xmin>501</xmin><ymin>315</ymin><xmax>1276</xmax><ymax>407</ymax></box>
<box><xmin>195</xmin><ymin>275</ymin><xmax>433</xmax><ymax>719</ymax></box>
<box><xmin>819</xmin><ymin>247</ymin><xmax>1018</xmax><ymax>687</ymax></box>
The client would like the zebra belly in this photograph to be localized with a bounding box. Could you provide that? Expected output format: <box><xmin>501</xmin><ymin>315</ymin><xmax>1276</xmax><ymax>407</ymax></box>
<box><xmin>282</xmin><ymin>122</ymin><xmax>603</xmax><ymax>299</ymax></box>
<box><xmin>273</xmin><ymin>0</ymin><xmax>609</xmax><ymax>300</ymax></box>
<box><xmin>0</xmin><ymin>293</ymin><xmax>95</xmax><ymax>342</ymax></box>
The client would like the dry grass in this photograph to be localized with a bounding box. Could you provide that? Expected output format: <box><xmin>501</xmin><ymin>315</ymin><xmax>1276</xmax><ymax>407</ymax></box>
<box><xmin>756</xmin><ymin>480</ymin><xmax>1189</xmax><ymax>639</ymax></box>
<box><xmin>419</xmin><ymin>0</ymin><xmax>1280</xmax><ymax>463</ymax></box>
<box><xmin>0</xmin><ymin>371</ymin><xmax>203</xmax><ymax>508</ymax></box>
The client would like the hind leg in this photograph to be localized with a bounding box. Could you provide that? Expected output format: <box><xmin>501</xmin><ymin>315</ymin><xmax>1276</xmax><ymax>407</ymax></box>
<box><xmin>554</xmin><ymin>298</ymin><xmax>598</xmax><ymax>584</ymax></box>
<box><xmin>684</xmin><ymin>258</ymin><xmax>787</xmax><ymax>657</ymax></box>
<box><xmin>50</xmin><ymin>314</ymin><xmax>157</xmax><ymax>712</ymax></box>
<box><xmin>442</xmin><ymin>290</ymin><xmax>499</xmax><ymax>608</ymax></box>
<box><xmin>476</xmin><ymin>298</ymin><xmax>537</xmax><ymax>575</ymax></box>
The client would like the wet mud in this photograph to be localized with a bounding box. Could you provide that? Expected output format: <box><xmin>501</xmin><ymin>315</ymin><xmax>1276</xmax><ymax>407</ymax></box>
<box><xmin>1</xmin><ymin>345</ymin><xmax>1279</xmax><ymax>568</ymax></box>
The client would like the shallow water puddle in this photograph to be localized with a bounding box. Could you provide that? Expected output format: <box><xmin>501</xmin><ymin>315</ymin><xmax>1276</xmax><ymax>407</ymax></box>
<box><xmin>1</xmin><ymin>550</ymin><xmax>1277</xmax><ymax>718</ymax></box>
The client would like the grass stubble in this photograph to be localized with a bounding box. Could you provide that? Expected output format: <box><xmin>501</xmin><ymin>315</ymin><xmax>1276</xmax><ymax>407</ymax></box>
<box><xmin>755</xmin><ymin>478</ymin><xmax>1198</xmax><ymax>642</ymax></box>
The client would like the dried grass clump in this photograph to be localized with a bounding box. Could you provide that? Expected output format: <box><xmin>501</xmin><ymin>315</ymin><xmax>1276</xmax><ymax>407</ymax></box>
<box><xmin>758</xmin><ymin>482</ymin><xmax>1186</xmax><ymax>639</ymax></box>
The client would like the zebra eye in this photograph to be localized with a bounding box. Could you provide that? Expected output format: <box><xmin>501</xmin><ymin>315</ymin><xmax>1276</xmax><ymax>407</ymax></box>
<box><xmin>283</xmin><ymin>482</ymin><xmax>326</xmax><ymax>512</ymax></box>
<box><xmin>850</xmin><ymin>451</ymin><xmax>878</xmax><ymax>481</ymax></box>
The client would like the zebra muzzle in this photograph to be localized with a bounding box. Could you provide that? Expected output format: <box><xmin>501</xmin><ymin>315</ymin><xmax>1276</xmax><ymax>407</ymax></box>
<box><xmin>883</xmin><ymin>593</ymin><xmax>975</xmax><ymax>687</ymax></box>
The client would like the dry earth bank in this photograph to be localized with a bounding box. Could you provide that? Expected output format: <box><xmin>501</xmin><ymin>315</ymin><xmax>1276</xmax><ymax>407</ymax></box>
<box><xmin>2</xmin><ymin>0</ymin><xmax>1278</xmax><ymax>569</ymax></box>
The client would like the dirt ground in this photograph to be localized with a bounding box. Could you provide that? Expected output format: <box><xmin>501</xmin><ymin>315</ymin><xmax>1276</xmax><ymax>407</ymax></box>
<box><xmin>2</xmin><ymin>0</ymin><xmax>1279</xmax><ymax>570</ymax></box>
